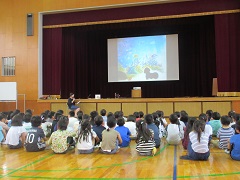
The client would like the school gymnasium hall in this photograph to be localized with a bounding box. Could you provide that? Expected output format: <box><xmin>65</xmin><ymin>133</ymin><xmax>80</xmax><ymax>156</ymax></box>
<box><xmin>0</xmin><ymin>0</ymin><xmax>240</xmax><ymax>179</ymax></box>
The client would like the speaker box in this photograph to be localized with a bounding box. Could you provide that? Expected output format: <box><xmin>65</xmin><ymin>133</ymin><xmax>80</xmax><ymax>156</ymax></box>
<box><xmin>27</xmin><ymin>13</ymin><xmax>33</xmax><ymax>36</ymax></box>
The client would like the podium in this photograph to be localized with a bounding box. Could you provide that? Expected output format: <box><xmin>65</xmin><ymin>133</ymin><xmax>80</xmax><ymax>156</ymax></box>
<box><xmin>131</xmin><ymin>89</ymin><xmax>142</xmax><ymax>98</ymax></box>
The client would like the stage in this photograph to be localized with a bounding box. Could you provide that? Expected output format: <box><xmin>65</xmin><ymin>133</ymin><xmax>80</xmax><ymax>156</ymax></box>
<box><xmin>37</xmin><ymin>97</ymin><xmax>240</xmax><ymax>117</ymax></box>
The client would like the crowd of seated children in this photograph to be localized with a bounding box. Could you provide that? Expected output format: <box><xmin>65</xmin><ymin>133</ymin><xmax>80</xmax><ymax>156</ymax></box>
<box><xmin>228</xmin><ymin>120</ymin><xmax>240</xmax><ymax>160</ymax></box>
<box><xmin>209</xmin><ymin>112</ymin><xmax>221</xmax><ymax>136</ymax></box>
<box><xmin>115</xmin><ymin>117</ymin><xmax>131</xmax><ymax>147</ymax></box>
<box><xmin>100</xmin><ymin>116</ymin><xmax>122</xmax><ymax>154</ymax></box>
<box><xmin>211</xmin><ymin>116</ymin><xmax>235</xmax><ymax>153</ymax></box>
<box><xmin>136</xmin><ymin>120</ymin><xmax>156</xmax><ymax>156</ymax></box>
<box><xmin>182</xmin><ymin>117</ymin><xmax>196</xmax><ymax>150</ymax></box>
<box><xmin>25</xmin><ymin>116</ymin><xmax>47</xmax><ymax>152</ymax></box>
<box><xmin>77</xmin><ymin>119</ymin><xmax>99</xmax><ymax>154</ymax></box>
<box><xmin>180</xmin><ymin>120</ymin><xmax>210</xmax><ymax>160</ymax></box>
<box><xmin>92</xmin><ymin>115</ymin><xmax>106</xmax><ymax>144</ymax></box>
<box><xmin>47</xmin><ymin>116</ymin><xmax>76</xmax><ymax>153</ymax></box>
<box><xmin>166</xmin><ymin>113</ymin><xmax>184</xmax><ymax>145</ymax></box>
<box><xmin>2</xmin><ymin>107</ymin><xmax>240</xmax><ymax>161</ymax></box>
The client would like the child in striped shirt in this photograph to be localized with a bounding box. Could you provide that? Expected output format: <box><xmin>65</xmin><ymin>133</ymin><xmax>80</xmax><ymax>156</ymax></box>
<box><xmin>136</xmin><ymin>120</ymin><xmax>156</xmax><ymax>156</ymax></box>
<box><xmin>180</xmin><ymin>120</ymin><xmax>210</xmax><ymax>160</ymax></box>
<box><xmin>211</xmin><ymin>116</ymin><xmax>234</xmax><ymax>151</ymax></box>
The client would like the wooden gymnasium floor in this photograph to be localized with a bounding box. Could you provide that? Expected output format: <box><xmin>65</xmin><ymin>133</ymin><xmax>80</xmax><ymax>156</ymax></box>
<box><xmin>1</xmin><ymin>139</ymin><xmax>240</xmax><ymax>180</ymax></box>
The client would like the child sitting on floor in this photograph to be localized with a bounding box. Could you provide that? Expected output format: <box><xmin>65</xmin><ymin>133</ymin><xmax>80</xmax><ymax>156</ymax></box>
<box><xmin>182</xmin><ymin>117</ymin><xmax>196</xmax><ymax>150</ymax></box>
<box><xmin>48</xmin><ymin>116</ymin><xmax>76</xmax><ymax>153</ymax></box>
<box><xmin>211</xmin><ymin>116</ymin><xmax>234</xmax><ymax>152</ymax></box>
<box><xmin>228</xmin><ymin>120</ymin><xmax>240</xmax><ymax>160</ymax></box>
<box><xmin>136</xmin><ymin>120</ymin><xmax>156</xmax><ymax>156</ymax></box>
<box><xmin>6</xmin><ymin>114</ymin><xmax>27</xmax><ymax>149</ymax></box>
<box><xmin>25</xmin><ymin>116</ymin><xmax>47</xmax><ymax>152</ymax></box>
<box><xmin>115</xmin><ymin>117</ymin><xmax>131</xmax><ymax>147</ymax></box>
<box><xmin>180</xmin><ymin>120</ymin><xmax>210</xmax><ymax>160</ymax></box>
<box><xmin>77</xmin><ymin>120</ymin><xmax>99</xmax><ymax>154</ymax></box>
<box><xmin>100</xmin><ymin>116</ymin><xmax>122</xmax><ymax>154</ymax></box>
<box><xmin>166</xmin><ymin>113</ymin><xmax>184</xmax><ymax>145</ymax></box>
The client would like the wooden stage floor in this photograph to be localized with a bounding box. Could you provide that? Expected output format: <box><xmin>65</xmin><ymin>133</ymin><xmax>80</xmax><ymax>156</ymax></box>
<box><xmin>1</xmin><ymin>139</ymin><xmax>240</xmax><ymax>180</ymax></box>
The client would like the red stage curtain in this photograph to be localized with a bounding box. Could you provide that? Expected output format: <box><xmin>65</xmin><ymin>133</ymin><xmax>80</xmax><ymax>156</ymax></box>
<box><xmin>42</xmin><ymin>28</ymin><xmax>62</xmax><ymax>95</ymax></box>
<box><xmin>215</xmin><ymin>13</ymin><xmax>240</xmax><ymax>92</ymax></box>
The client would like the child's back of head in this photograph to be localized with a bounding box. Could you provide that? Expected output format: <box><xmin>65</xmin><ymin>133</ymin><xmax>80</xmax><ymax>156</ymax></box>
<box><xmin>212</xmin><ymin>112</ymin><xmax>221</xmax><ymax>120</ymax></box>
<box><xmin>144</xmin><ymin>114</ymin><xmax>153</xmax><ymax>125</ymax></box>
<box><xmin>11</xmin><ymin>114</ymin><xmax>23</xmax><ymax>126</ymax></box>
<box><xmin>221</xmin><ymin>115</ymin><xmax>231</xmax><ymax>126</ymax></box>
<box><xmin>107</xmin><ymin>116</ymin><xmax>117</xmax><ymax>129</ymax></box>
<box><xmin>117</xmin><ymin>117</ymin><xmax>125</xmax><ymax>126</ymax></box>
<box><xmin>57</xmin><ymin>116</ymin><xmax>69</xmax><ymax>130</ymax></box>
<box><xmin>186</xmin><ymin>117</ymin><xmax>196</xmax><ymax>134</ymax></box>
<box><xmin>31</xmin><ymin>116</ymin><xmax>42</xmax><ymax>127</ymax></box>
<box><xmin>94</xmin><ymin>115</ymin><xmax>103</xmax><ymax>126</ymax></box>
<box><xmin>193</xmin><ymin>120</ymin><xmax>206</xmax><ymax>142</ymax></box>
<box><xmin>23</xmin><ymin>113</ymin><xmax>32</xmax><ymax>123</ymax></box>
<box><xmin>169</xmin><ymin>113</ymin><xmax>178</xmax><ymax>124</ymax></box>
<box><xmin>127</xmin><ymin>115</ymin><xmax>136</xmax><ymax>122</ymax></box>
<box><xmin>199</xmin><ymin>113</ymin><xmax>207</xmax><ymax>122</ymax></box>
<box><xmin>100</xmin><ymin>109</ymin><xmax>106</xmax><ymax>116</ymax></box>
<box><xmin>136</xmin><ymin>120</ymin><xmax>152</xmax><ymax>142</ymax></box>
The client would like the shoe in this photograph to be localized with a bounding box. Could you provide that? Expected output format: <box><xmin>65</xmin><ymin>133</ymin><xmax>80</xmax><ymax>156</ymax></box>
<box><xmin>225</xmin><ymin>149</ymin><xmax>230</xmax><ymax>154</ymax></box>
<box><xmin>152</xmin><ymin>147</ymin><xmax>157</xmax><ymax>156</ymax></box>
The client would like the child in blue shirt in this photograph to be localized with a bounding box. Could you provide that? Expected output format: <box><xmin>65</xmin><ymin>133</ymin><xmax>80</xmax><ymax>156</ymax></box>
<box><xmin>115</xmin><ymin>117</ymin><xmax>131</xmax><ymax>147</ymax></box>
<box><xmin>228</xmin><ymin>121</ymin><xmax>240</xmax><ymax>160</ymax></box>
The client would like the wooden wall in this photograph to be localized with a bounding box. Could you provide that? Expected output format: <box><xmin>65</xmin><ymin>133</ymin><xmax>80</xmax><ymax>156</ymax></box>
<box><xmin>0</xmin><ymin>0</ymin><xmax>161</xmax><ymax>101</ymax></box>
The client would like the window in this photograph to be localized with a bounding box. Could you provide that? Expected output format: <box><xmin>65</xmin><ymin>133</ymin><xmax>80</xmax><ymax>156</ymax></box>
<box><xmin>2</xmin><ymin>56</ymin><xmax>15</xmax><ymax>76</ymax></box>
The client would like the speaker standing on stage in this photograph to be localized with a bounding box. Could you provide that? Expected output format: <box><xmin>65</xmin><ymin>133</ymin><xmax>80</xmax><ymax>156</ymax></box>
<box><xmin>67</xmin><ymin>93</ymin><xmax>80</xmax><ymax>117</ymax></box>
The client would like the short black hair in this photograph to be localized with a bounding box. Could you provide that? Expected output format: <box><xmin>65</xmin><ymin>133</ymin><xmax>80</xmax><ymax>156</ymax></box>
<box><xmin>117</xmin><ymin>117</ymin><xmax>125</xmax><ymax>126</ymax></box>
<box><xmin>57</xmin><ymin>116</ymin><xmax>69</xmax><ymax>130</ymax></box>
<box><xmin>169</xmin><ymin>113</ymin><xmax>178</xmax><ymax>124</ymax></box>
<box><xmin>180</xmin><ymin>113</ymin><xmax>188</xmax><ymax>123</ymax></box>
<box><xmin>83</xmin><ymin>114</ymin><xmax>90</xmax><ymax>121</ymax></box>
<box><xmin>235</xmin><ymin>120</ymin><xmax>240</xmax><ymax>132</ymax></box>
<box><xmin>139</xmin><ymin>111</ymin><xmax>144</xmax><ymax>118</ymax></box>
<box><xmin>54</xmin><ymin>112</ymin><xmax>62</xmax><ymax>120</ymax></box>
<box><xmin>175</xmin><ymin>111</ymin><xmax>180</xmax><ymax>118</ymax></box>
<box><xmin>199</xmin><ymin>113</ymin><xmax>207</xmax><ymax>122</ymax></box>
<box><xmin>107</xmin><ymin>116</ymin><xmax>116</xmax><ymax>128</ymax></box>
<box><xmin>69</xmin><ymin>110</ymin><xmax>75</xmax><ymax>117</ymax></box>
<box><xmin>11</xmin><ymin>114</ymin><xmax>23</xmax><ymax>126</ymax></box>
<box><xmin>144</xmin><ymin>114</ymin><xmax>153</xmax><ymax>125</ymax></box>
<box><xmin>133</xmin><ymin>112</ymin><xmax>140</xmax><ymax>118</ymax></box>
<box><xmin>48</xmin><ymin>111</ymin><xmax>55</xmax><ymax>118</ymax></box>
<box><xmin>100</xmin><ymin>109</ymin><xmax>106</xmax><ymax>116</ymax></box>
<box><xmin>57</xmin><ymin>109</ymin><xmax>64</xmax><ymax>115</ymax></box>
<box><xmin>23</xmin><ymin>113</ymin><xmax>32</xmax><ymax>123</ymax></box>
<box><xmin>107</xmin><ymin>112</ymin><xmax>114</xmax><ymax>118</ymax></box>
<box><xmin>31</xmin><ymin>116</ymin><xmax>42</xmax><ymax>127</ymax></box>
<box><xmin>114</xmin><ymin>111</ymin><xmax>120</xmax><ymax>119</ymax></box>
<box><xmin>220</xmin><ymin>115</ymin><xmax>231</xmax><ymax>126</ymax></box>
<box><xmin>0</xmin><ymin>113</ymin><xmax>7</xmax><ymax>121</ymax></box>
<box><xmin>127</xmin><ymin>115</ymin><xmax>136</xmax><ymax>122</ymax></box>
<box><xmin>94</xmin><ymin>115</ymin><xmax>103</xmax><ymax>126</ymax></box>
<box><xmin>212</xmin><ymin>112</ymin><xmax>221</xmax><ymax>120</ymax></box>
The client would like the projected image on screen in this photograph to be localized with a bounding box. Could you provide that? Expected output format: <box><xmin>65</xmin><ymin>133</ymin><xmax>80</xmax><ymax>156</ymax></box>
<box><xmin>108</xmin><ymin>34</ymin><xmax>179</xmax><ymax>82</ymax></box>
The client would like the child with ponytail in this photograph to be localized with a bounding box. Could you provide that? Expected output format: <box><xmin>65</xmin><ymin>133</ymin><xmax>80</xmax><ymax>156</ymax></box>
<box><xmin>100</xmin><ymin>116</ymin><xmax>122</xmax><ymax>154</ymax></box>
<box><xmin>180</xmin><ymin>120</ymin><xmax>210</xmax><ymax>160</ymax></box>
<box><xmin>136</xmin><ymin>120</ymin><xmax>156</xmax><ymax>156</ymax></box>
<box><xmin>77</xmin><ymin>119</ymin><xmax>99</xmax><ymax>154</ymax></box>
